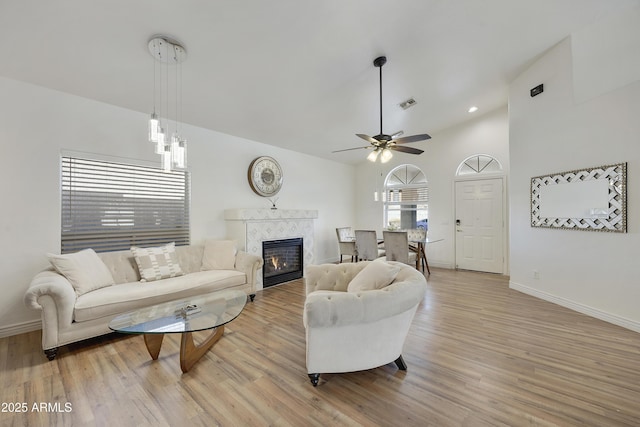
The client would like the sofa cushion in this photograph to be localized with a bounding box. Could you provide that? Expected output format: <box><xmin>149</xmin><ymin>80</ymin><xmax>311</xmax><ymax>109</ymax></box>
<box><xmin>202</xmin><ymin>239</ymin><xmax>237</xmax><ymax>270</ymax></box>
<box><xmin>47</xmin><ymin>249</ymin><xmax>115</xmax><ymax>296</ymax></box>
<box><xmin>347</xmin><ymin>260</ymin><xmax>401</xmax><ymax>292</ymax></box>
<box><xmin>130</xmin><ymin>242</ymin><xmax>184</xmax><ymax>282</ymax></box>
<box><xmin>74</xmin><ymin>269</ymin><xmax>246</xmax><ymax>322</ymax></box>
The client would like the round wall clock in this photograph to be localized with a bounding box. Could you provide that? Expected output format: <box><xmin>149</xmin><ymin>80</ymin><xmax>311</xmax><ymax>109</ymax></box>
<box><xmin>248</xmin><ymin>156</ymin><xmax>283</xmax><ymax>197</ymax></box>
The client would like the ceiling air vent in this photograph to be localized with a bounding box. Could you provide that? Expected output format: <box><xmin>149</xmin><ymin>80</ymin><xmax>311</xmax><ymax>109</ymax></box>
<box><xmin>399</xmin><ymin>97</ymin><xmax>417</xmax><ymax>110</ymax></box>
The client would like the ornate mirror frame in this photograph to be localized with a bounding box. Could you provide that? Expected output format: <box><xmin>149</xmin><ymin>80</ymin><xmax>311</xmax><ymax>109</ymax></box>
<box><xmin>531</xmin><ymin>163</ymin><xmax>627</xmax><ymax>233</ymax></box>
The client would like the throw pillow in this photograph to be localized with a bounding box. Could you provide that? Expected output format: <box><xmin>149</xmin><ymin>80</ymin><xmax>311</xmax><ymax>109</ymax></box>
<box><xmin>347</xmin><ymin>260</ymin><xmax>402</xmax><ymax>292</ymax></box>
<box><xmin>47</xmin><ymin>248</ymin><xmax>115</xmax><ymax>296</ymax></box>
<box><xmin>202</xmin><ymin>239</ymin><xmax>237</xmax><ymax>270</ymax></box>
<box><xmin>130</xmin><ymin>242</ymin><xmax>184</xmax><ymax>282</ymax></box>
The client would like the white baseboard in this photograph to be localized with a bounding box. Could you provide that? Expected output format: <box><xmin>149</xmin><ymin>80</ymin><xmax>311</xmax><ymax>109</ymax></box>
<box><xmin>0</xmin><ymin>319</ymin><xmax>41</xmax><ymax>338</ymax></box>
<box><xmin>323</xmin><ymin>259</ymin><xmax>455</xmax><ymax>269</ymax></box>
<box><xmin>429</xmin><ymin>261</ymin><xmax>455</xmax><ymax>269</ymax></box>
<box><xmin>510</xmin><ymin>281</ymin><xmax>640</xmax><ymax>333</ymax></box>
<box><xmin>318</xmin><ymin>257</ymin><xmax>341</xmax><ymax>265</ymax></box>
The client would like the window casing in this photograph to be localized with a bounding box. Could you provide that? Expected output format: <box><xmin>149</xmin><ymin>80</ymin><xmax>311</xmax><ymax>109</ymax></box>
<box><xmin>383</xmin><ymin>164</ymin><xmax>428</xmax><ymax>230</ymax></box>
<box><xmin>61</xmin><ymin>156</ymin><xmax>190</xmax><ymax>253</ymax></box>
<box><xmin>456</xmin><ymin>154</ymin><xmax>502</xmax><ymax>176</ymax></box>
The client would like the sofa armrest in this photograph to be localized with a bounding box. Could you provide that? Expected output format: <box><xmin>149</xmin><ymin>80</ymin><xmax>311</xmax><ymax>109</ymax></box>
<box><xmin>24</xmin><ymin>270</ymin><xmax>77</xmax><ymax>350</ymax></box>
<box><xmin>235</xmin><ymin>251</ymin><xmax>264</xmax><ymax>293</ymax></box>
<box><xmin>24</xmin><ymin>271</ymin><xmax>76</xmax><ymax>312</ymax></box>
<box><xmin>303</xmin><ymin>277</ymin><xmax>426</xmax><ymax>329</ymax></box>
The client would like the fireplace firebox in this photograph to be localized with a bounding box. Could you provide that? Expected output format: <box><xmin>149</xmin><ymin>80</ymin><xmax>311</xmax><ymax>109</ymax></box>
<box><xmin>262</xmin><ymin>238</ymin><xmax>303</xmax><ymax>287</ymax></box>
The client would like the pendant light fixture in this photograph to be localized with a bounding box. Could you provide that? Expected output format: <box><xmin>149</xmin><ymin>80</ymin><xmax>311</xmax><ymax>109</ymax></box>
<box><xmin>148</xmin><ymin>35</ymin><xmax>187</xmax><ymax>171</ymax></box>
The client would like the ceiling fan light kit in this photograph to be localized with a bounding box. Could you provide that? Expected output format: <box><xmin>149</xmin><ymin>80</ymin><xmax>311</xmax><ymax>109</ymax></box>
<box><xmin>333</xmin><ymin>56</ymin><xmax>431</xmax><ymax>163</ymax></box>
<box><xmin>380</xmin><ymin>148</ymin><xmax>393</xmax><ymax>163</ymax></box>
<box><xmin>367</xmin><ymin>149</ymin><xmax>381</xmax><ymax>162</ymax></box>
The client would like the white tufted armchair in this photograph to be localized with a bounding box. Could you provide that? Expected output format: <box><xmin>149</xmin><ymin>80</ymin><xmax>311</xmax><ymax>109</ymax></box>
<box><xmin>303</xmin><ymin>261</ymin><xmax>427</xmax><ymax>386</ymax></box>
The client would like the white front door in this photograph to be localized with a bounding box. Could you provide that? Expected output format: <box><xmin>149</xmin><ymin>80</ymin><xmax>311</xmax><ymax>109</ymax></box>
<box><xmin>455</xmin><ymin>178</ymin><xmax>503</xmax><ymax>274</ymax></box>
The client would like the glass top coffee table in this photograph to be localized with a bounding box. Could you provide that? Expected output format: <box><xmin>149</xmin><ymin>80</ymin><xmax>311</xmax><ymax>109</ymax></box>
<box><xmin>109</xmin><ymin>289</ymin><xmax>247</xmax><ymax>373</ymax></box>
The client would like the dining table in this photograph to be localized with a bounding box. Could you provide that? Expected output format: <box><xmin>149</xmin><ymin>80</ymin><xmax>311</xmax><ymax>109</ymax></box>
<box><xmin>408</xmin><ymin>237</ymin><xmax>443</xmax><ymax>274</ymax></box>
<box><xmin>368</xmin><ymin>233</ymin><xmax>442</xmax><ymax>274</ymax></box>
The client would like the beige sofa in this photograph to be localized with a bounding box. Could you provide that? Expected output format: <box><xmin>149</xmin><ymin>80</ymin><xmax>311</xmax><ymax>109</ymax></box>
<box><xmin>304</xmin><ymin>261</ymin><xmax>427</xmax><ymax>386</ymax></box>
<box><xmin>24</xmin><ymin>243</ymin><xmax>263</xmax><ymax>360</ymax></box>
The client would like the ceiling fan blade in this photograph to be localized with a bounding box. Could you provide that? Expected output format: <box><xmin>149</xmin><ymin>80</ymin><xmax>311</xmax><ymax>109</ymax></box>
<box><xmin>390</xmin><ymin>145</ymin><xmax>424</xmax><ymax>155</ymax></box>
<box><xmin>392</xmin><ymin>133</ymin><xmax>432</xmax><ymax>144</ymax></box>
<box><xmin>391</xmin><ymin>130</ymin><xmax>404</xmax><ymax>139</ymax></box>
<box><xmin>332</xmin><ymin>146</ymin><xmax>372</xmax><ymax>153</ymax></box>
<box><xmin>356</xmin><ymin>133</ymin><xmax>380</xmax><ymax>145</ymax></box>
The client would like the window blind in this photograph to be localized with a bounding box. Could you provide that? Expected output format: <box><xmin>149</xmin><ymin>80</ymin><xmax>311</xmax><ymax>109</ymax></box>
<box><xmin>384</xmin><ymin>186</ymin><xmax>429</xmax><ymax>204</ymax></box>
<box><xmin>61</xmin><ymin>156</ymin><xmax>190</xmax><ymax>254</ymax></box>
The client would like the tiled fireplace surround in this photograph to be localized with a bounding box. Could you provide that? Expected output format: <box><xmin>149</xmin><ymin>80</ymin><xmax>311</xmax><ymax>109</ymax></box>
<box><xmin>224</xmin><ymin>209</ymin><xmax>318</xmax><ymax>290</ymax></box>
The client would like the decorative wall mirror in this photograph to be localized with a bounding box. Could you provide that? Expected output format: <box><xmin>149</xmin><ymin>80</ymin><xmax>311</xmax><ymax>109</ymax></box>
<box><xmin>531</xmin><ymin>163</ymin><xmax>626</xmax><ymax>232</ymax></box>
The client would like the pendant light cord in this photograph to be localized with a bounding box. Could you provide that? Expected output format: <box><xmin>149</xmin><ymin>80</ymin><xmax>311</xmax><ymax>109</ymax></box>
<box><xmin>153</xmin><ymin>50</ymin><xmax>157</xmax><ymax>115</ymax></box>
<box><xmin>379</xmin><ymin>64</ymin><xmax>383</xmax><ymax>136</ymax></box>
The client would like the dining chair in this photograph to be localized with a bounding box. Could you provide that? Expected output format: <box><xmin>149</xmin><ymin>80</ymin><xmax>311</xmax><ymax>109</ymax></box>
<box><xmin>354</xmin><ymin>230</ymin><xmax>385</xmax><ymax>261</ymax></box>
<box><xmin>406</xmin><ymin>228</ymin><xmax>429</xmax><ymax>273</ymax></box>
<box><xmin>382</xmin><ymin>230</ymin><xmax>418</xmax><ymax>268</ymax></box>
<box><xmin>335</xmin><ymin>227</ymin><xmax>357</xmax><ymax>263</ymax></box>
<box><xmin>406</xmin><ymin>228</ymin><xmax>426</xmax><ymax>242</ymax></box>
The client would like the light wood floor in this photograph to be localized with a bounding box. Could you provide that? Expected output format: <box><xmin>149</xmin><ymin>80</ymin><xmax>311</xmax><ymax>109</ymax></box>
<box><xmin>2</xmin><ymin>268</ymin><xmax>640</xmax><ymax>426</ymax></box>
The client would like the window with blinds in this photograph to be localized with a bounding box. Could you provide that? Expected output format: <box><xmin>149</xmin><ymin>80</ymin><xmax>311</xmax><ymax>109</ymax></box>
<box><xmin>61</xmin><ymin>156</ymin><xmax>190</xmax><ymax>254</ymax></box>
<box><xmin>383</xmin><ymin>164</ymin><xmax>429</xmax><ymax>230</ymax></box>
<box><xmin>383</xmin><ymin>187</ymin><xmax>429</xmax><ymax>204</ymax></box>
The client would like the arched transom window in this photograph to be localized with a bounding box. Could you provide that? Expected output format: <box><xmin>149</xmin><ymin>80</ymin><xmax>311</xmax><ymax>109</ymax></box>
<box><xmin>383</xmin><ymin>164</ymin><xmax>428</xmax><ymax>230</ymax></box>
<box><xmin>456</xmin><ymin>154</ymin><xmax>502</xmax><ymax>176</ymax></box>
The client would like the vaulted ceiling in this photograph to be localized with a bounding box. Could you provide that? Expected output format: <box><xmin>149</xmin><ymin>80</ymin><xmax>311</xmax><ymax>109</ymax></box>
<box><xmin>1</xmin><ymin>0</ymin><xmax>636</xmax><ymax>163</ymax></box>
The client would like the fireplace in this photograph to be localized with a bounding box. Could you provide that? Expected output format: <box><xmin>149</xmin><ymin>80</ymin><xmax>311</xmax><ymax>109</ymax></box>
<box><xmin>224</xmin><ymin>208</ymin><xmax>317</xmax><ymax>290</ymax></box>
<box><xmin>262</xmin><ymin>238</ymin><xmax>303</xmax><ymax>287</ymax></box>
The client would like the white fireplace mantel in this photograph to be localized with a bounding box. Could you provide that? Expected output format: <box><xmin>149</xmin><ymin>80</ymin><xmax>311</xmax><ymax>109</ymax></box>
<box><xmin>224</xmin><ymin>209</ymin><xmax>318</xmax><ymax>290</ymax></box>
<box><xmin>224</xmin><ymin>208</ymin><xmax>318</xmax><ymax>221</ymax></box>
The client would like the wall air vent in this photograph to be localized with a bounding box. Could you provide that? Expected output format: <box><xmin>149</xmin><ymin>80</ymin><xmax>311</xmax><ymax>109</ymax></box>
<box><xmin>399</xmin><ymin>97</ymin><xmax>417</xmax><ymax>110</ymax></box>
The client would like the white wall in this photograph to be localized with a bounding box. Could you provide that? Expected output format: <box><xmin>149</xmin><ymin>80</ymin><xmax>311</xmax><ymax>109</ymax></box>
<box><xmin>0</xmin><ymin>76</ymin><xmax>356</xmax><ymax>336</ymax></box>
<box><xmin>508</xmin><ymin>6</ymin><xmax>640</xmax><ymax>331</ymax></box>
<box><xmin>354</xmin><ymin>106</ymin><xmax>510</xmax><ymax>269</ymax></box>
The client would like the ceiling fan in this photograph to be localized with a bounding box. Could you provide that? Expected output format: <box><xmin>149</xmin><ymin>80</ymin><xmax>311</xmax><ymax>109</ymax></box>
<box><xmin>333</xmin><ymin>56</ymin><xmax>431</xmax><ymax>162</ymax></box>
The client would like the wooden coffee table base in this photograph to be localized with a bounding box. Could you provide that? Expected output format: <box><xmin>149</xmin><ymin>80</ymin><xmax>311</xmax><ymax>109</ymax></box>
<box><xmin>143</xmin><ymin>326</ymin><xmax>225</xmax><ymax>373</ymax></box>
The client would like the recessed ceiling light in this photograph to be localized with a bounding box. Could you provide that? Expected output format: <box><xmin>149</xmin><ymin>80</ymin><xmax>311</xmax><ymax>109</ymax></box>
<box><xmin>468</xmin><ymin>106</ymin><xmax>478</xmax><ymax>113</ymax></box>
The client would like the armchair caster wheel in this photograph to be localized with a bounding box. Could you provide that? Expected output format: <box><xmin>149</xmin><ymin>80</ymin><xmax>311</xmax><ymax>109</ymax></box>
<box><xmin>308</xmin><ymin>373</ymin><xmax>320</xmax><ymax>386</ymax></box>
<box><xmin>44</xmin><ymin>348</ymin><xmax>58</xmax><ymax>361</ymax></box>
<box><xmin>249</xmin><ymin>294</ymin><xmax>256</xmax><ymax>302</ymax></box>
